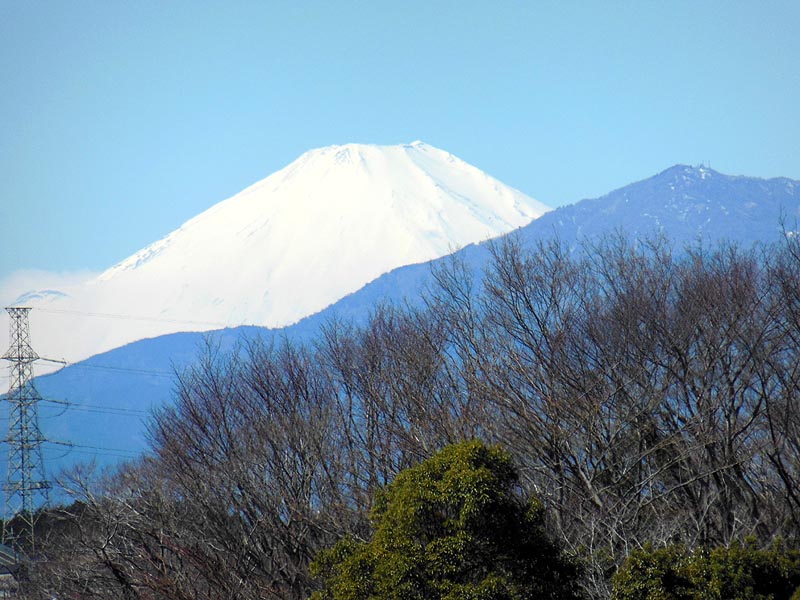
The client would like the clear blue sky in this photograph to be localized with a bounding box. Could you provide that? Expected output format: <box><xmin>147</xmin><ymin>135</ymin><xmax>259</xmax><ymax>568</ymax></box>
<box><xmin>2</xmin><ymin>1</ymin><xmax>799</xmax><ymax>286</ymax></box>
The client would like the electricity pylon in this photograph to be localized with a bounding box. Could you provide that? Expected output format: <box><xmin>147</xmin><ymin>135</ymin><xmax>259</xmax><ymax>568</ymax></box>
<box><xmin>2</xmin><ymin>307</ymin><xmax>50</xmax><ymax>552</ymax></box>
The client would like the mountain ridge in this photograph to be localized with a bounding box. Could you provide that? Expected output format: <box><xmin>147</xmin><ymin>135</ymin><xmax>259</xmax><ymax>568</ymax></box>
<box><xmin>6</xmin><ymin>142</ymin><xmax>550</xmax><ymax>367</ymax></box>
<box><xmin>3</xmin><ymin>161</ymin><xmax>799</xmax><ymax>486</ymax></box>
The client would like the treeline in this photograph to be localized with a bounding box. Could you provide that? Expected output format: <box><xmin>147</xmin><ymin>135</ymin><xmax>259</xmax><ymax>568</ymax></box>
<box><xmin>21</xmin><ymin>234</ymin><xmax>800</xmax><ymax>599</ymax></box>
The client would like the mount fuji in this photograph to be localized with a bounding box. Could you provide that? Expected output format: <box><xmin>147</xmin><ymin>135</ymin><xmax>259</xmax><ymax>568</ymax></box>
<box><xmin>6</xmin><ymin>142</ymin><xmax>550</xmax><ymax>368</ymax></box>
<box><xmin>8</xmin><ymin>157</ymin><xmax>800</xmax><ymax>481</ymax></box>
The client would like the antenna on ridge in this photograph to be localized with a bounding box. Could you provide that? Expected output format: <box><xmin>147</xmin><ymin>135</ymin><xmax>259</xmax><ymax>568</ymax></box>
<box><xmin>2</xmin><ymin>307</ymin><xmax>50</xmax><ymax>554</ymax></box>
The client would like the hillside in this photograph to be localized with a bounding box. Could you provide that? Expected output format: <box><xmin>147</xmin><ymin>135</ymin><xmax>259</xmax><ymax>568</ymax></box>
<box><xmin>6</xmin><ymin>142</ymin><xmax>549</xmax><ymax>367</ymax></box>
<box><xmin>21</xmin><ymin>164</ymin><xmax>800</xmax><ymax>477</ymax></box>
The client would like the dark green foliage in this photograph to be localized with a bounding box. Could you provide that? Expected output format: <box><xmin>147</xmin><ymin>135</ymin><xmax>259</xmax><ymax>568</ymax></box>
<box><xmin>311</xmin><ymin>440</ymin><xmax>582</xmax><ymax>600</ymax></box>
<box><xmin>612</xmin><ymin>541</ymin><xmax>800</xmax><ymax>600</ymax></box>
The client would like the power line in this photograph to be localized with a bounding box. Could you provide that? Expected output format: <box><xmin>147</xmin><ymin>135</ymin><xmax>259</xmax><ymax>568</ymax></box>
<box><xmin>32</xmin><ymin>306</ymin><xmax>252</xmax><ymax>329</ymax></box>
<box><xmin>39</xmin><ymin>357</ymin><xmax>176</xmax><ymax>379</ymax></box>
<box><xmin>0</xmin><ymin>307</ymin><xmax>149</xmax><ymax>536</ymax></box>
<box><xmin>48</xmin><ymin>440</ymin><xmax>140</xmax><ymax>459</ymax></box>
<box><xmin>60</xmin><ymin>448</ymin><xmax>139</xmax><ymax>459</ymax></box>
<box><xmin>40</xmin><ymin>397</ymin><xmax>149</xmax><ymax>417</ymax></box>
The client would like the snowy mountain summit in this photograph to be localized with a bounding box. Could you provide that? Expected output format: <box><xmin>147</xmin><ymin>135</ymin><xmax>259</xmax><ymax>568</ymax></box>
<box><xmin>14</xmin><ymin>142</ymin><xmax>551</xmax><ymax>364</ymax></box>
<box><xmin>27</xmin><ymin>162</ymin><xmax>800</xmax><ymax>473</ymax></box>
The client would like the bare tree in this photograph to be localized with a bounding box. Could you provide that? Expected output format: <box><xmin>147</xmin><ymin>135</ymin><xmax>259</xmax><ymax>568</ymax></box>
<box><xmin>25</xmin><ymin>233</ymin><xmax>800</xmax><ymax>600</ymax></box>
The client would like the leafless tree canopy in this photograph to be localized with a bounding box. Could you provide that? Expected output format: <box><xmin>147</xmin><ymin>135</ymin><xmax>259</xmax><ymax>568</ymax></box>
<box><xmin>22</xmin><ymin>234</ymin><xmax>800</xmax><ymax>599</ymax></box>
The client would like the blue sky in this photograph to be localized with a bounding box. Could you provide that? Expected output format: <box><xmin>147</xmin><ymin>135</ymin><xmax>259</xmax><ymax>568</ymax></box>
<box><xmin>1</xmin><ymin>1</ymin><xmax>799</xmax><ymax>286</ymax></box>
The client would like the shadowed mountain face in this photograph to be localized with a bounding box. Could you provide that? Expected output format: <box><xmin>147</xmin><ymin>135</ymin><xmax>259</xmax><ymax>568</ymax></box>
<box><xmin>533</xmin><ymin>165</ymin><xmax>799</xmax><ymax>247</ymax></box>
<box><xmin>23</xmin><ymin>165</ymin><xmax>800</xmax><ymax>480</ymax></box>
<box><xmin>317</xmin><ymin>165</ymin><xmax>800</xmax><ymax>325</ymax></box>
<box><xmin>6</xmin><ymin>142</ymin><xmax>549</xmax><ymax>367</ymax></box>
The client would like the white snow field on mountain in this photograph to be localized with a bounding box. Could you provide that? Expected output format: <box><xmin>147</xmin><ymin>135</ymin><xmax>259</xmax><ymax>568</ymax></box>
<box><xmin>5</xmin><ymin>142</ymin><xmax>551</xmax><ymax>366</ymax></box>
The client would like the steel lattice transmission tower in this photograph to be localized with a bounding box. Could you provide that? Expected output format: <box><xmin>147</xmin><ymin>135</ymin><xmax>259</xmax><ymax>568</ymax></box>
<box><xmin>2</xmin><ymin>307</ymin><xmax>50</xmax><ymax>550</ymax></box>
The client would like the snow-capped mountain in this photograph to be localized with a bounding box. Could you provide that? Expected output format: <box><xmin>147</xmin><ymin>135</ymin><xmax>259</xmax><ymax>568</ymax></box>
<box><xmin>6</xmin><ymin>142</ymin><xmax>550</xmax><ymax>366</ymax></box>
<box><xmin>286</xmin><ymin>165</ymin><xmax>800</xmax><ymax>328</ymax></box>
<box><xmin>27</xmin><ymin>164</ymin><xmax>800</xmax><ymax>479</ymax></box>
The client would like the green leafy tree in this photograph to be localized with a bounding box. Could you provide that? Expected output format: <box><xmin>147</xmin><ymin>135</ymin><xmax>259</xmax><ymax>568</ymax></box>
<box><xmin>311</xmin><ymin>440</ymin><xmax>582</xmax><ymax>600</ymax></box>
<box><xmin>612</xmin><ymin>541</ymin><xmax>800</xmax><ymax>600</ymax></box>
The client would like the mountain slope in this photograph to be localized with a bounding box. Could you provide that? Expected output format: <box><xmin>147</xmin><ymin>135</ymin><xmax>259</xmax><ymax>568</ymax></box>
<box><xmin>538</xmin><ymin>164</ymin><xmax>800</xmax><ymax>246</ymax></box>
<box><xmin>8</xmin><ymin>142</ymin><xmax>550</xmax><ymax>366</ymax></box>
<box><xmin>22</xmin><ymin>165</ymin><xmax>800</xmax><ymax>478</ymax></box>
